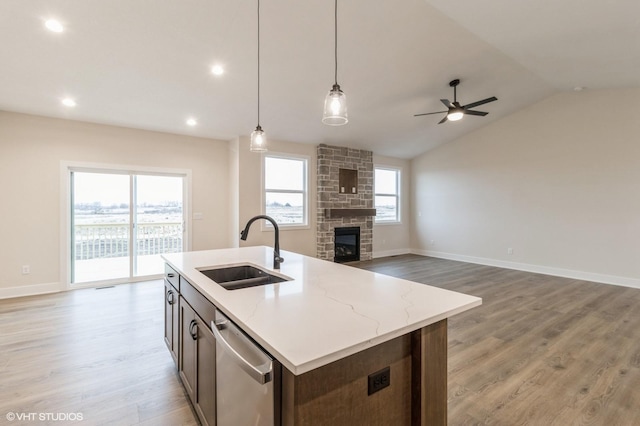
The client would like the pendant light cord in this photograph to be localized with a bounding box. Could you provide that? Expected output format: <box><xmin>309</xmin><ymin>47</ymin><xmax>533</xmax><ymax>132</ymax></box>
<box><xmin>257</xmin><ymin>0</ymin><xmax>261</xmax><ymax>126</ymax></box>
<box><xmin>334</xmin><ymin>0</ymin><xmax>338</xmax><ymax>85</ymax></box>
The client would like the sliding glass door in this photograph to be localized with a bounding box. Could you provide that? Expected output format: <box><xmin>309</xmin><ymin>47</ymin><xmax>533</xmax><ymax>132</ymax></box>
<box><xmin>71</xmin><ymin>170</ymin><xmax>184</xmax><ymax>284</ymax></box>
<box><xmin>134</xmin><ymin>175</ymin><xmax>184</xmax><ymax>277</ymax></box>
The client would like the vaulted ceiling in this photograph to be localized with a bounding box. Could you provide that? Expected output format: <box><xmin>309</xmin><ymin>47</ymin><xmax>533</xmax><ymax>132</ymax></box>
<box><xmin>1</xmin><ymin>0</ymin><xmax>638</xmax><ymax>159</ymax></box>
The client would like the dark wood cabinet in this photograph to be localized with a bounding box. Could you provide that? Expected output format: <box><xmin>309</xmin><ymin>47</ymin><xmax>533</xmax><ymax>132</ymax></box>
<box><xmin>165</xmin><ymin>263</ymin><xmax>180</xmax><ymax>289</ymax></box>
<box><xmin>167</xmin><ymin>269</ymin><xmax>218</xmax><ymax>426</ymax></box>
<box><xmin>179</xmin><ymin>298</ymin><xmax>197</xmax><ymax>402</ymax></box>
<box><xmin>163</xmin><ymin>279</ymin><xmax>179</xmax><ymax>365</ymax></box>
<box><xmin>194</xmin><ymin>314</ymin><xmax>216</xmax><ymax>426</ymax></box>
<box><xmin>179</xmin><ymin>295</ymin><xmax>217</xmax><ymax>426</ymax></box>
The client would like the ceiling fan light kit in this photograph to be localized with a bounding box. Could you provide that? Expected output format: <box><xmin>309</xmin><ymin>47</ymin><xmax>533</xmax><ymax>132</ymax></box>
<box><xmin>322</xmin><ymin>0</ymin><xmax>348</xmax><ymax>126</ymax></box>
<box><xmin>415</xmin><ymin>79</ymin><xmax>497</xmax><ymax>124</ymax></box>
<box><xmin>447</xmin><ymin>108</ymin><xmax>464</xmax><ymax>121</ymax></box>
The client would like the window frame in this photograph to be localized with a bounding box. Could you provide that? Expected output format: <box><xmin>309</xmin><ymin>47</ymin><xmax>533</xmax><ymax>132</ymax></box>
<box><xmin>374</xmin><ymin>165</ymin><xmax>401</xmax><ymax>224</ymax></box>
<box><xmin>261</xmin><ymin>152</ymin><xmax>310</xmax><ymax>230</ymax></box>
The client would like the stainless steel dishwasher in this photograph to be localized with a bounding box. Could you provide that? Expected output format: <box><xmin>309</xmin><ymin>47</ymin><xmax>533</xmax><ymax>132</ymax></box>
<box><xmin>212</xmin><ymin>310</ymin><xmax>280</xmax><ymax>426</ymax></box>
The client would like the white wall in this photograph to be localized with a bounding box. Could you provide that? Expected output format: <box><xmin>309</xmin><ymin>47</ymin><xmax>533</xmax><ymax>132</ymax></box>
<box><xmin>0</xmin><ymin>111</ymin><xmax>232</xmax><ymax>296</ymax></box>
<box><xmin>411</xmin><ymin>88</ymin><xmax>640</xmax><ymax>287</ymax></box>
<box><xmin>228</xmin><ymin>137</ymin><xmax>240</xmax><ymax>248</ymax></box>
<box><xmin>237</xmin><ymin>136</ymin><xmax>318</xmax><ymax>256</ymax></box>
<box><xmin>373</xmin><ymin>154</ymin><xmax>411</xmax><ymax>257</ymax></box>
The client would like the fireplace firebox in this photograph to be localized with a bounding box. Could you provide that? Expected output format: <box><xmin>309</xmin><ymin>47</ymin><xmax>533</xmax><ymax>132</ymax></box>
<box><xmin>334</xmin><ymin>227</ymin><xmax>360</xmax><ymax>263</ymax></box>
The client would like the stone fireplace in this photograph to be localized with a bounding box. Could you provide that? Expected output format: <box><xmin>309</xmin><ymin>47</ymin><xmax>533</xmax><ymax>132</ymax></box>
<box><xmin>316</xmin><ymin>144</ymin><xmax>375</xmax><ymax>262</ymax></box>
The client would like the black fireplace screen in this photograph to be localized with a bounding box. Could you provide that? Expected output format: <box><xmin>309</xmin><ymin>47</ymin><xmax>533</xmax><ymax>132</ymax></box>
<box><xmin>334</xmin><ymin>227</ymin><xmax>360</xmax><ymax>263</ymax></box>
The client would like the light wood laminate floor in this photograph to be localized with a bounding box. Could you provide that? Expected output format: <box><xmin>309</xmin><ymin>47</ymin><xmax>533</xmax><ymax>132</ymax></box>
<box><xmin>1</xmin><ymin>255</ymin><xmax>639</xmax><ymax>425</ymax></box>
<box><xmin>354</xmin><ymin>255</ymin><xmax>640</xmax><ymax>426</ymax></box>
<box><xmin>0</xmin><ymin>281</ymin><xmax>198</xmax><ymax>426</ymax></box>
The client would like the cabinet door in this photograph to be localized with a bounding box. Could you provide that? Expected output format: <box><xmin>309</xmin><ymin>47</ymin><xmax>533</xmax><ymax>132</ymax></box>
<box><xmin>195</xmin><ymin>316</ymin><xmax>216</xmax><ymax>426</ymax></box>
<box><xmin>179</xmin><ymin>298</ymin><xmax>197</xmax><ymax>402</ymax></box>
<box><xmin>164</xmin><ymin>280</ymin><xmax>179</xmax><ymax>365</ymax></box>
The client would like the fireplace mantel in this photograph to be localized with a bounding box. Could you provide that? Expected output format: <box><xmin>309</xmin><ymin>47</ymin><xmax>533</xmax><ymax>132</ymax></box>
<box><xmin>324</xmin><ymin>208</ymin><xmax>376</xmax><ymax>219</ymax></box>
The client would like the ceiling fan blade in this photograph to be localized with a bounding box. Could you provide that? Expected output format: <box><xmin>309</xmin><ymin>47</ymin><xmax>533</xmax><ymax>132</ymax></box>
<box><xmin>464</xmin><ymin>110</ymin><xmax>488</xmax><ymax>116</ymax></box>
<box><xmin>414</xmin><ymin>111</ymin><xmax>447</xmax><ymax>117</ymax></box>
<box><xmin>438</xmin><ymin>115</ymin><xmax>448</xmax><ymax>124</ymax></box>
<box><xmin>463</xmin><ymin>96</ymin><xmax>497</xmax><ymax>110</ymax></box>
<box><xmin>440</xmin><ymin>99</ymin><xmax>453</xmax><ymax>108</ymax></box>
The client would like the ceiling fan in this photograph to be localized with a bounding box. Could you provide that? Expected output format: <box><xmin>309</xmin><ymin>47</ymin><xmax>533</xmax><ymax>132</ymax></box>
<box><xmin>414</xmin><ymin>79</ymin><xmax>497</xmax><ymax>124</ymax></box>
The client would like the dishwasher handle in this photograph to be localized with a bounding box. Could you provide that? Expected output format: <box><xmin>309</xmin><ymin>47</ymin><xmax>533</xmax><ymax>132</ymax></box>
<box><xmin>212</xmin><ymin>318</ymin><xmax>273</xmax><ymax>385</ymax></box>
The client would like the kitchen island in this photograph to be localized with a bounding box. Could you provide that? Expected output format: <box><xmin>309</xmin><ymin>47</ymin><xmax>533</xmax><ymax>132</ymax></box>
<box><xmin>163</xmin><ymin>246</ymin><xmax>481</xmax><ymax>425</ymax></box>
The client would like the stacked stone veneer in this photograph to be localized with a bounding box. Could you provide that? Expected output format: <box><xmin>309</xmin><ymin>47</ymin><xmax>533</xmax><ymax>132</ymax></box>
<box><xmin>317</xmin><ymin>144</ymin><xmax>374</xmax><ymax>261</ymax></box>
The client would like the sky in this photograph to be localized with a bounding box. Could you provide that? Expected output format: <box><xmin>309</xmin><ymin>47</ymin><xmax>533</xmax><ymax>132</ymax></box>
<box><xmin>73</xmin><ymin>172</ymin><xmax>183</xmax><ymax>205</ymax></box>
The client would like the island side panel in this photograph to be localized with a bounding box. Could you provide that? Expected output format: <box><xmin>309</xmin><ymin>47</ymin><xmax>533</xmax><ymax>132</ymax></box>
<box><xmin>281</xmin><ymin>334</ymin><xmax>412</xmax><ymax>425</ymax></box>
<box><xmin>412</xmin><ymin>319</ymin><xmax>448</xmax><ymax>426</ymax></box>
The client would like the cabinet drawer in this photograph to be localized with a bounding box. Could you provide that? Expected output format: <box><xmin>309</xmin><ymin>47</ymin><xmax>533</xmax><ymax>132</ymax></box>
<box><xmin>180</xmin><ymin>277</ymin><xmax>216</xmax><ymax>330</ymax></box>
<box><xmin>165</xmin><ymin>263</ymin><xmax>180</xmax><ymax>290</ymax></box>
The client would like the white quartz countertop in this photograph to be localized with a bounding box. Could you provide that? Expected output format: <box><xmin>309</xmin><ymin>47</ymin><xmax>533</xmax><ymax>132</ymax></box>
<box><xmin>163</xmin><ymin>246</ymin><xmax>481</xmax><ymax>375</ymax></box>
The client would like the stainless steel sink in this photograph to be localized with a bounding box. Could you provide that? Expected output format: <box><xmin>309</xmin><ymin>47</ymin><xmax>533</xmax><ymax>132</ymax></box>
<box><xmin>199</xmin><ymin>265</ymin><xmax>290</xmax><ymax>290</ymax></box>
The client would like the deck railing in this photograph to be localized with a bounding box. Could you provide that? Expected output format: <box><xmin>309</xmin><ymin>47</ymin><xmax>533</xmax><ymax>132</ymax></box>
<box><xmin>74</xmin><ymin>222</ymin><xmax>183</xmax><ymax>260</ymax></box>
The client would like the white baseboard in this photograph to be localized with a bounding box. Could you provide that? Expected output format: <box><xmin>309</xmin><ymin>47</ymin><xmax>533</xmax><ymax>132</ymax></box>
<box><xmin>411</xmin><ymin>249</ymin><xmax>640</xmax><ymax>290</ymax></box>
<box><xmin>372</xmin><ymin>248</ymin><xmax>411</xmax><ymax>259</ymax></box>
<box><xmin>0</xmin><ymin>275</ymin><xmax>165</xmax><ymax>300</ymax></box>
<box><xmin>0</xmin><ymin>282</ymin><xmax>61</xmax><ymax>300</ymax></box>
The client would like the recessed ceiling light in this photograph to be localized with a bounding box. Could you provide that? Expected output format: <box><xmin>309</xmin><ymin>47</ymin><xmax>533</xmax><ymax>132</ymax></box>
<box><xmin>211</xmin><ymin>65</ymin><xmax>224</xmax><ymax>76</ymax></box>
<box><xmin>573</xmin><ymin>86</ymin><xmax>586</xmax><ymax>92</ymax></box>
<box><xmin>45</xmin><ymin>19</ymin><xmax>64</xmax><ymax>33</ymax></box>
<box><xmin>61</xmin><ymin>98</ymin><xmax>76</xmax><ymax>107</ymax></box>
<box><xmin>186</xmin><ymin>118</ymin><xmax>197</xmax><ymax>126</ymax></box>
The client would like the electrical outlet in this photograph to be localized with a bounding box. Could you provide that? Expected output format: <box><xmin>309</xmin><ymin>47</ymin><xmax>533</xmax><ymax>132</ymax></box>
<box><xmin>430</xmin><ymin>239</ymin><xmax>435</xmax><ymax>245</ymax></box>
<box><xmin>368</xmin><ymin>367</ymin><xmax>390</xmax><ymax>395</ymax></box>
<box><xmin>22</xmin><ymin>265</ymin><xmax>30</xmax><ymax>275</ymax></box>
<box><xmin>507</xmin><ymin>248</ymin><xmax>514</xmax><ymax>255</ymax></box>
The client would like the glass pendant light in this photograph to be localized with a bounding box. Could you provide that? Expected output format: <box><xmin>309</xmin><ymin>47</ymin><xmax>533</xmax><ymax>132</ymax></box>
<box><xmin>322</xmin><ymin>0</ymin><xmax>348</xmax><ymax>126</ymax></box>
<box><xmin>250</xmin><ymin>0</ymin><xmax>267</xmax><ymax>152</ymax></box>
<box><xmin>250</xmin><ymin>125</ymin><xmax>266</xmax><ymax>151</ymax></box>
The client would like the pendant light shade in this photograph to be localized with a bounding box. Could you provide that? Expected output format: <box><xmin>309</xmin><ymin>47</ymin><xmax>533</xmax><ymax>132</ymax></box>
<box><xmin>322</xmin><ymin>0</ymin><xmax>348</xmax><ymax>126</ymax></box>
<box><xmin>323</xmin><ymin>84</ymin><xmax>348</xmax><ymax>126</ymax></box>
<box><xmin>250</xmin><ymin>0</ymin><xmax>267</xmax><ymax>152</ymax></box>
<box><xmin>250</xmin><ymin>125</ymin><xmax>267</xmax><ymax>152</ymax></box>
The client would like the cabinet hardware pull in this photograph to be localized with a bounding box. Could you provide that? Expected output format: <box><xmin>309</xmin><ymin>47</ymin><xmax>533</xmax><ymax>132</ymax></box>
<box><xmin>166</xmin><ymin>289</ymin><xmax>175</xmax><ymax>305</ymax></box>
<box><xmin>167</xmin><ymin>273</ymin><xmax>175</xmax><ymax>278</ymax></box>
<box><xmin>189</xmin><ymin>319</ymin><xmax>198</xmax><ymax>340</ymax></box>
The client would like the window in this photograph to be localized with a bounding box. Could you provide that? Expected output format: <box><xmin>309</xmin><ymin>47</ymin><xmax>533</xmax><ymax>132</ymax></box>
<box><xmin>375</xmin><ymin>167</ymin><xmax>400</xmax><ymax>223</ymax></box>
<box><xmin>264</xmin><ymin>154</ymin><xmax>308</xmax><ymax>227</ymax></box>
